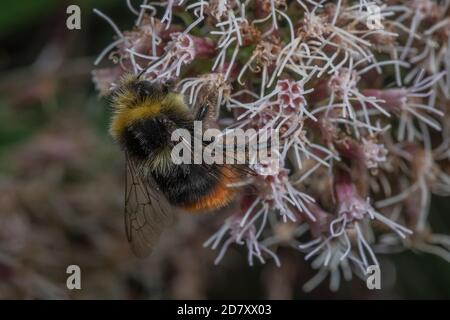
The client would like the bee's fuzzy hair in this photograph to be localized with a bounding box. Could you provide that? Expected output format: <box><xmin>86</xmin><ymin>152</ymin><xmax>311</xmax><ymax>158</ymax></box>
<box><xmin>109</xmin><ymin>74</ymin><xmax>189</xmax><ymax>139</ymax></box>
<box><xmin>111</xmin><ymin>74</ymin><xmax>145</xmax><ymax>111</ymax></box>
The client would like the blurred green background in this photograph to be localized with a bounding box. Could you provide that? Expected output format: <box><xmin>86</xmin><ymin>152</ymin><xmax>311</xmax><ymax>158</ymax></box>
<box><xmin>0</xmin><ymin>0</ymin><xmax>449</xmax><ymax>299</ymax></box>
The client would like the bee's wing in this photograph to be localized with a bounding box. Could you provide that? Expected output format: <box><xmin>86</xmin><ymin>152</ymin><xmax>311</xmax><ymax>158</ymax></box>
<box><xmin>124</xmin><ymin>152</ymin><xmax>174</xmax><ymax>258</ymax></box>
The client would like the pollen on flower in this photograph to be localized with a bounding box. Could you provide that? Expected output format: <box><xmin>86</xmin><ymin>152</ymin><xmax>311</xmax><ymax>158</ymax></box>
<box><xmin>362</xmin><ymin>138</ymin><xmax>388</xmax><ymax>170</ymax></box>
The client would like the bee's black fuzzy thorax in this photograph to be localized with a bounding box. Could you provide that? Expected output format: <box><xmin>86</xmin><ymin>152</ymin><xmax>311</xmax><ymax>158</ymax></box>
<box><xmin>120</xmin><ymin>117</ymin><xmax>173</xmax><ymax>160</ymax></box>
<box><xmin>119</xmin><ymin>108</ymin><xmax>193</xmax><ymax>163</ymax></box>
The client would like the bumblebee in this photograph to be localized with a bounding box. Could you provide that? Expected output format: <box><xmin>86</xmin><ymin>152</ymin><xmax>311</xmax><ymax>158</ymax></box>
<box><xmin>110</xmin><ymin>74</ymin><xmax>248</xmax><ymax>257</ymax></box>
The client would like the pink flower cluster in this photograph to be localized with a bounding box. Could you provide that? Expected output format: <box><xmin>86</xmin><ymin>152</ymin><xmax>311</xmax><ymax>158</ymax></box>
<box><xmin>93</xmin><ymin>0</ymin><xmax>450</xmax><ymax>292</ymax></box>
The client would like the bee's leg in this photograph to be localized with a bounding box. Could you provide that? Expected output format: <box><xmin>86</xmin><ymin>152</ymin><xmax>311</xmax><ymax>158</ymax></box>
<box><xmin>195</xmin><ymin>104</ymin><xmax>209</xmax><ymax>121</ymax></box>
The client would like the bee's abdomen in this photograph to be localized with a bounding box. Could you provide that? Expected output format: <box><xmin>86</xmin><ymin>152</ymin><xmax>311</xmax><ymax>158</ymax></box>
<box><xmin>153</xmin><ymin>164</ymin><xmax>238</xmax><ymax>213</ymax></box>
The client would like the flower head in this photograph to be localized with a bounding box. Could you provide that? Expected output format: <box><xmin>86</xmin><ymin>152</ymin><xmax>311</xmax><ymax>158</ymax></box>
<box><xmin>93</xmin><ymin>0</ymin><xmax>450</xmax><ymax>293</ymax></box>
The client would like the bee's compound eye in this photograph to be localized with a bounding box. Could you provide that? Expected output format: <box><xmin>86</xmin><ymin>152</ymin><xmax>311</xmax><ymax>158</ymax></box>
<box><xmin>134</xmin><ymin>81</ymin><xmax>153</xmax><ymax>99</ymax></box>
<box><xmin>161</xmin><ymin>80</ymin><xmax>175</xmax><ymax>93</ymax></box>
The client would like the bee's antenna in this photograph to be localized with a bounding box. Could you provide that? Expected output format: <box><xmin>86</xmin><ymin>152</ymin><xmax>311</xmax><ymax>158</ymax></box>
<box><xmin>136</xmin><ymin>58</ymin><xmax>161</xmax><ymax>79</ymax></box>
<box><xmin>137</xmin><ymin>65</ymin><xmax>149</xmax><ymax>79</ymax></box>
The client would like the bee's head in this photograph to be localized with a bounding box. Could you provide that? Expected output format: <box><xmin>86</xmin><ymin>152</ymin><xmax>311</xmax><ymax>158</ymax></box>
<box><xmin>131</xmin><ymin>79</ymin><xmax>173</xmax><ymax>102</ymax></box>
<box><xmin>112</xmin><ymin>74</ymin><xmax>175</xmax><ymax>109</ymax></box>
